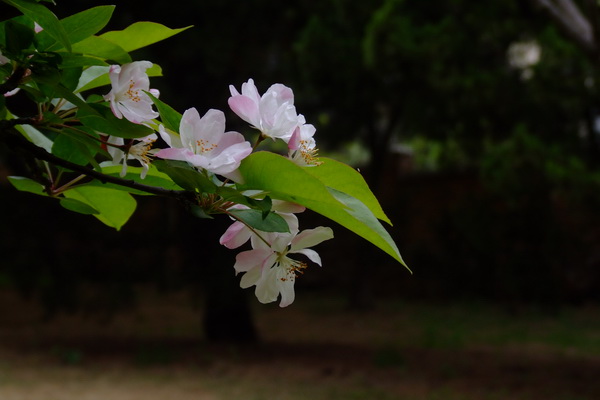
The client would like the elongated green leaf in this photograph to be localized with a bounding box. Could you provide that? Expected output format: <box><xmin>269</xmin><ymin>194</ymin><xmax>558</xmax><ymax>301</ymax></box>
<box><xmin>3</xmin><ymin>0</ymin><xmax>71</xmax><ymax>51</ymax></box>
<box><xmin>100</xmin><ymin>22</ymin><xmax>192</xmax><ymax>52</ymax></box>
<box><xmin>8</xmin><ymin>176</ymin><xmax>47</xmax><ymax>195</ymax></box>
<box><xmin>41</xmin><ymin>5</ymin><xmax>115</xmax><ymax>51</ymax></box>
<box><xmin>75</xmin><ymin>65</ymin><xmax>109</xmax><ymax>92</ymax></box>
<box><xmin>147</xmin><ymin>92</ymin><xmax>181</xmax><ymax>132</ymax></box>
<box><xmin>59</xmin><ymin>197</ymin><xmax>99</xmax><ymax>215</ymax></box>
<box><xmin>238</xmin><ymin>152</ymin><xmax>342</xmax><ymax>208</ymax></box>
<box><xmin>78</xmin><ymin>104</ymin><xmax>155</xmax><ymax>139</ymax></box>
<box><xmin>304</xmin><ymin>157</ymin><xmax>391</xmax><ymax>224</ymax></box>
<box><xmin>52</xmin><ymin>133</ymin><xmax>96</xmax><ymax>166</ymax></box>
<box><xmin>59</xmin><ymin>54</ymin><xmax>108</xmax><ymax>68</ymax></box>
<box><xmin>88</xmin><ymin>164</ymin><xmax>183</xmax><ymax>195</ymax></box>
<box><xmin>16</xmin><ymin>124</ymin><xmax>53</xmax><ymax>152</ymax></box>
<box><xmin>5</xmin><ymin>20</ymin><xmax>35</xmax><ymax>54</ymax></box>
<box><xmin>238</xmin><ymin>152</ymin><xmax>406</xmax><ymax>265</ymax></box>
<box><xmin>328</xmin><ymin>187</ymin><xmax>408</xmax><ymax>269</ymax></box>
<box><xmin>229</xmin><ymin>209</ymin><xmax>290</xmax><ymax>233</ymax></box>
<box><xmin>71</xmin><ymin>36</ymin><xmax>131</xmax><ymax>64</ymax></box>
<box><xmin>153</xmin><ymin>159</ymin><xmax>217</xmax><ymax>193</ymax></box>
<box><xmin>63</xmin><ymin>185</ymin><xmax>136</xmax><ymax>230</ymax></box>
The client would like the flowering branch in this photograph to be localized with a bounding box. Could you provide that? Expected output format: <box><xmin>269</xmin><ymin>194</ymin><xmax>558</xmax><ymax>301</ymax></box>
<box><xmin>1</xmin><ymin>125</ymin><xmax>192</xmax><ymax>202</ymax></box>
<box><xmin>0</xmin><ymin>2</ymin><xmax>407</xmax><ymax>308</ymax></box>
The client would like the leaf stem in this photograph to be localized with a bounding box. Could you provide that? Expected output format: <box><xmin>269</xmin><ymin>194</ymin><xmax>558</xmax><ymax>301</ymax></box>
<box><xmin>223</xmin><ymin>208</ymin><xmax>272</xmax><ymax>247</ymax></box>
<box><xmin>52</xmin><ymin>174</ymin><xmax>87</xmax><ymax>195</ymax></box>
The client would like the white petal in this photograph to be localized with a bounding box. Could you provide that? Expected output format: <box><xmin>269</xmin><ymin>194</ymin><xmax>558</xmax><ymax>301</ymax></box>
<box><xmin>180</xmin><ymin>107</ymin><xmax>201</xmax><ymax>149</ymax></box>
<box><xmin>240</xmin><ymin>267</ymin><xmax>262</xmax><ymax>289</ymax></box>
<box><xmin>292</xmin><ymin>248</ymin><xmax>322</xmax><ymax>266</ymax></box>
<box><xmin>233</xmin><ymin>249</ymin><xmax>272</xmax><ymax>274</ymax></box>
<box><xmin>290</xmin><ymin>227</ymin><xmax>334</xmax><ymax>252</ymax></box>
<box><xmin>254</xmin><ymin>266</ymin><xmax>280</xmax><ymax>304</ymax></box>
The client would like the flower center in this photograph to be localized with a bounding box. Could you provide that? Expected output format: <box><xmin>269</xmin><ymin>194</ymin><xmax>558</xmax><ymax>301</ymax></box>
<box><xmin>292</xmin><ymin>140</ymin><xmax>321</xmax><ymax>166</ymax></box>
<box><xmin>278</xmin><ymin>257</ymin><xmax>308</xmax><ymax>282</ymax></box>
<box><xmin>125</xmin><ymin>80</ymin><xmax>142</xmax><ymax>103</ymax></box>
<box><xmin>130</xmin><ymin>139</ymin><xmax>156</xmax><ymax>164</ymax></box>
<box><xmin>196</xmin><ymin>139</ymin><xmax>218</xmax><ymax>154</ymax></box>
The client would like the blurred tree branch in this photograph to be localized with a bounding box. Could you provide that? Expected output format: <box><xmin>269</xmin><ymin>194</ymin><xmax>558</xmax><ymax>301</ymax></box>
<box><xmin>531</xmin><ymin>0</ymin><xmax>600</xmax><ymax>61</ymax></box>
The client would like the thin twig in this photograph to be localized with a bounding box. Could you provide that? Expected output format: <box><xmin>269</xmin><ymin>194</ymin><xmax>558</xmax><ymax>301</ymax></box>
<box><xmin>1</xmin><ymin>124</ymin><xmax>193</xmax><ymax>202</ymax></box>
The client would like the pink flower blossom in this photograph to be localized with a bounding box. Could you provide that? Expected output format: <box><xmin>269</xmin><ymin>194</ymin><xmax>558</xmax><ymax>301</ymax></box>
<box><xmin>228</xmin><ymin>78</ymin><xmax>303</xmax><ymax>142</ymax></box>
<box><xmin>106</xmin><ymin>134</ymin><xmax>157</xmax><ymax>179</ymax></box>
<box><xmin>288</xmin><ymin>123</ymin><xmax>321</xmax><ymax>166</ymax></box>
<box><xmin>233</xmin><ymin>226</ymin><xmax>333</xmax><ymax>307</ymax></box>
<box><xmin>155</xmin><ymin>108</ymin><xmax>252</xmax><ymax>180</ymax></box>
<box><xmin>104</xmin><ymin>61</ymin><xmax>160</xmax><ymax>124</ymax></box>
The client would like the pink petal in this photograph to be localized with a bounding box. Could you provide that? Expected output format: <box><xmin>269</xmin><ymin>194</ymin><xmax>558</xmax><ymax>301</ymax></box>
<box><xmin>219</xmin><ymin>221</ymin><xmax>252</xmax><ymax>249</ymax></box>
<box><xmin>154</xmin><ymin>148</ymin><xmax>194</xmax><ymax>162</ymax></box>
<box><xmin>228</xmin><ymin>95</ymin><xmax>260</xmax><ymax>127</ymax></box>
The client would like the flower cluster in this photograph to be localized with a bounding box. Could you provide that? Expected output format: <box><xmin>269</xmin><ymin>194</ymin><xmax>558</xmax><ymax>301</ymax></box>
<box><xmin>101</xmin><ymin>62</ymin><xmax>331</xmax><ymax>306</ymax></box>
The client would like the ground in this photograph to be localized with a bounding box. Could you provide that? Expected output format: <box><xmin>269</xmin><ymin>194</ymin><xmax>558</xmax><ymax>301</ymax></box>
<box><xmin>0</xmin><ymin>288</ymin><xmax>599</xmax><ymax>400</ymax></box>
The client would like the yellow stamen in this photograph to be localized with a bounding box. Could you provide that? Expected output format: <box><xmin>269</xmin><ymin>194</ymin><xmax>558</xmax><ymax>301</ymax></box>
<box><xmin>125</xmin><ymin>80</ymin><xmax>142</xmax><ymax>103</ymax></box>
<box><xmin>196</xmin><ymin>139</ymin><xmax>218</xmax><ymax>153</ymax></box>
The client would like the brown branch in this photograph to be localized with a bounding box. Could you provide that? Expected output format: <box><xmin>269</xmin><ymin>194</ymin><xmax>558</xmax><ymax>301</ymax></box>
<box><xmin>1</xmin><ymin>122</ymin><xmax>194</xmax><ymax>203</ymax></box>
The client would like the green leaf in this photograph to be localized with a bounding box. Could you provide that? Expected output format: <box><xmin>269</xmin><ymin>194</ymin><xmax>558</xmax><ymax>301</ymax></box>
<box><xmin>59</xmin><ymin>65</ymin><xmax>83</xmax><ymax>91</ymax></box>
<box><xmin>147</xmin><ymin>91</ymin><xmax>181</xmax><ymax>132</ymax></box>
<box><xmin>4</xmin><ymin>0</ymin><xmax>71</xmax><ymax>51</ymax></box>
<box><xmin>59</xmin><ymin>54</ymin><xmax>107</xmax><ymax>68</ymax></box>
<box><xmin>4</xmin><ymin>20</ymin><xmax>35</xmax><ymax>54</ymax></box>
<box><xmin>63</xmin><ymin>185</ymin><xmax>136</xmax><ymax>230</ymax></box>
<box><xmin>51</xmin><ymin>131</ymin><xmax>98</xmax><ymax>167</ymax></box>
<box><xmin>328</xmin><ymin>187</ymin><xmax>408</xmax><ymax>269</ymax></box>
<box><xmin>39</xmin><ymin>5</ymin><xmax>115</xmax><ymax>51</ymax></box>
<box><xmin>153</xmin><ymin>159</ymin><xmax>217</xmax><ymax>193</ymax></box>
<box><xmin>8</xmin><ymin>176</ymin><xmax>47</xmax><ymax>195</ymax></box>
<box><xmin>100</xmin><ymin>22</ymin><xmax>192</xmax><ymax>53</ymax></box>
<box><xmin>28</xmin><ymin>52</ymin><xmax>62</xmax><ymax>86</ymax></box>
<box><xmin>238</xmin><ymin>152</ymin><xmax>406</xmax><ymax>265</ymax></box>
<box><xmin>77</xmin><ymin>104</ymin><xmax>155</xmax><ymax>139</ymax></box>
<box><xmin>71</xmin><ymin>36</ymin><xmax>131</xmax><ymax>64</ymax></box>
<box><xmin>229</xmin><ymin>209</ymin><xmax>290</xmax><ymax>233</ymax></box>
<box><xmin>304</xmin><ymin>157</ymin><xmax>391</xmax><ymax>224</ymax></box>
<box><xmin>59</xmin><ymin>197</ymin><xmax>99</xmax><ymax>215</ymax></box>
<box><xmin>238</xmin><ymin>151</ymin><xmax>343</xmax><ymax>209</ymax></box>
<box><xmin>16</xmin><ymin>123</ymin><xmax>53</xmax><ymax>152</ymax></box>
<box><xmin>74</xmin><ymin>65</ymin><xmax>109</xmax><ymax>92</ymax></box>
<box><xmin>90</xmin><ymin>164</ymin><xmax>184</xmax><ymax>195</ymax></box>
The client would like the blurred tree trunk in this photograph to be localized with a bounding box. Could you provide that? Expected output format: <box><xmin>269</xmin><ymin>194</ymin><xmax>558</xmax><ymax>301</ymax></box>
<box><xmin>173</xmin><ymin>205</ymin><xmax>258</xmax><ymax>343</ymax></box>
<box><xmin>347</xmin><ymin>105</ymin><xmax>400</xmax><ymax>310</ymax></box>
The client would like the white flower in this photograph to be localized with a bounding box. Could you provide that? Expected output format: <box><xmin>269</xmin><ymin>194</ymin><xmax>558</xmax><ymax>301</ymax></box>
<box><xmin>233</xmin><ymin>226</ymin><xmax>333</xmax><ymax>307</ymax></box>
<box><xmin>103</xmin><ymin>61</ymin><xmax>160</xmax><ymax>124</ymax></box>
<box><xmin>288</xmin><ymin>123</ymin><xmax>321</xmax><ymax>166</ymax></box>
<box><xmin>155</xmin><ymin>107</ymin><xmax>252</xmax><ymax>181</ymax></box>
<box><xmin>228</xmin><ymin>78</ymin><xmax>303</xmax><ymax>142</ymax></box>
<box><xmin>106</xmin><ymin>134</ymin><xmax>157</xmax><ymax>179</ymax></box>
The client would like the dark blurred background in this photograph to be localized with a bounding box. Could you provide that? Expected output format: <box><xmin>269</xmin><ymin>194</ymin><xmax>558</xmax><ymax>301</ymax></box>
<box><xmin>2</xmin><ymin>0</ymin><xmax>600</xmax><ymax>341</ymax></box>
